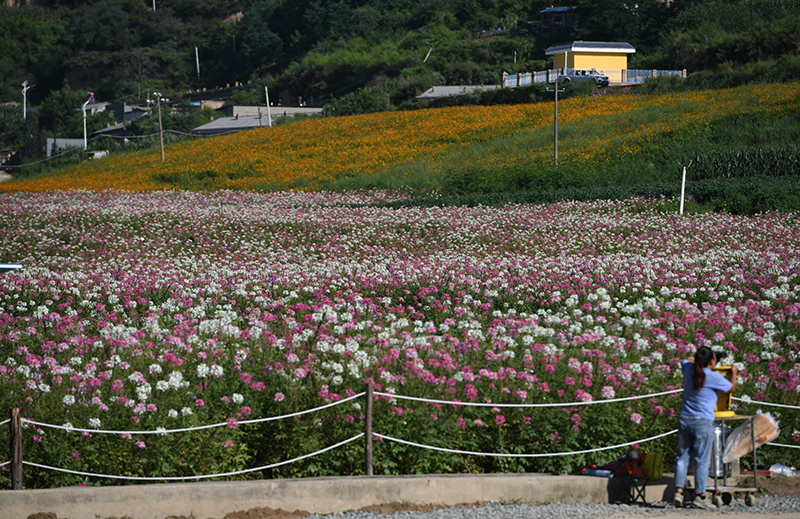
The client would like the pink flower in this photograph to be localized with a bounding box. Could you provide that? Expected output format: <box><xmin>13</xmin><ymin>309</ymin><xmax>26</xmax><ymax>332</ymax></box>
<box><xmin>72</xmin><ymin>451</ymin><xmax>80</xmax><ymax>458</ymax></box>
<box><xmin>456</xmin><ymin>417</ymin><xmax>467</xmax><ymax>429</ymax></box>
<box><xmin>601</xmin><ymin>386</ymin><xmax>616</xmax><ymax>399</ymax></box>
<box><xmin>135</xmin><ymin>441</ymin><xmax>146</xmax><ymax>449</ymax></box>
<box><xmin>274</xmin><ymin>392</ymin><xmax>285</xmax><ymax>402</ymax></box>
<box><xmin>224</xmin><ymin>440</ymin><xmax>234</xmax><ymax>449</ymax></box>
<box><xmin>571</xmin><ymin>413</ymin><xmax>582</xmax><ymax>431</ymax></box>
<box><xmin>227</xmin><ymin>418</ymin><xmax>238</xmax><ymax>429</ymax></box>
<box><xmin>495</xmin><ymin>414</ymin><xmax>506</xmax><ymax>425</ymax></box>
<box><xmin>630</xmin><ymin>413</ymin><xmax>643</xmax><ymax>425</ymax></box>
<box><xmin>474</xmin><ymin>419</ymin><xmax>484</xmax><ymax>426</ymax></box>
<box><xmin>195</xmin><ymin>399</ymin><xmax>205</xmax><ymax>407</ymax></box>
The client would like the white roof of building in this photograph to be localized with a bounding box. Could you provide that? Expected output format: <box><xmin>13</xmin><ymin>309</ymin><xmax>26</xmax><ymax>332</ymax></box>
<box><xmin>545</xmin><ymin>41</ymin><xmax>636</xmax><ymax>55</ymax></box>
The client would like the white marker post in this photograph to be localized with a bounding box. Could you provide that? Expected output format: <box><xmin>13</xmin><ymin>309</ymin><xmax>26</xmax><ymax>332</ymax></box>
<box><xmin>679</xmin><ymin>166</ymin><xmax>687</xmax><ymax>215</ymax></box>
<box><xmin>679</xmin><ymin>161</ymin><xmax>692</xmax><ymax>215</ymax></box>
<box><xmin>265</xmin><ymin>87</ymin><xmax>272</xmax><ymax>127</ymax></box>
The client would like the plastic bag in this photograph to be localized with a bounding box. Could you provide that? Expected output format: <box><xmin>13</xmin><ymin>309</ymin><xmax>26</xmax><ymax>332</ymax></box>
<box><xmin>642</xmin><ymin>452</ymin><xmax>664</xmax><ymax>480</ymax></box>
<box><xmin>722</xmin><ymin>409</ymin><xmax>780</xmax><ymax>464</ymax></box>
<box><xmin>770</xmin><ymin>464</ymin><xmax>797</xmax><ymax>477</ymax></box>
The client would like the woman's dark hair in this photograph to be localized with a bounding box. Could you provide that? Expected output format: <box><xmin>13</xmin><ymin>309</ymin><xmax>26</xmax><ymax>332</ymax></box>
<box><xmin>693</xmin><ymin>346</ymin><xmax>714</xmax><ymax>390</ymax></box>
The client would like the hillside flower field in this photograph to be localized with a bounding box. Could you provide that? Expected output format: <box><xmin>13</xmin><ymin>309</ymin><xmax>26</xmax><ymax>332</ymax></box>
<box><xmin>3</xmin><ymin>82</ymin><xmax>800</xmax><ymax>193</ymax></box>
<box><xmin>1</xmin><ymin>190</ymin><xmax>799</xmax><ymax>488</ymax></box>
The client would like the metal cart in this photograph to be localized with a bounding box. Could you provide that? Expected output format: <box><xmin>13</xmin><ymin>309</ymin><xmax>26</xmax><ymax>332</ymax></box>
<box><xmin>711</xmin><ymin>413</ymin><xmax>758</xmax><ymax>507</ymax></box>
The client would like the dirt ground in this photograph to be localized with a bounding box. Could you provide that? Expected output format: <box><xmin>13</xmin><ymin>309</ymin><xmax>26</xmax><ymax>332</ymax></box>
<box><xmin>24</xmin><ymin>475</ymin><xmax>799</xmax><ymax>519</ymax></box>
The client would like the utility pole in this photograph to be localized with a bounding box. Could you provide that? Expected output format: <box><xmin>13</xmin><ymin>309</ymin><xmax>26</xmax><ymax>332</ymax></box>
<box><xmin>21</xmin><ymin>81</ymin><xmax>35</xmax><ymax>120</ymax></box>
<box><xmin>265</xmin><ymin>86</ymin><xmax>272</xmax><ymax>127</ymax></box>
<box><xmin>81</xmin><ymin>92</ymin><xmax>95</xmax><ymax>150</ymax></box>
<box><xmin>153</xmin><ymin>92</ymin><xmax>165</xmax><ymax>161</ymax></box>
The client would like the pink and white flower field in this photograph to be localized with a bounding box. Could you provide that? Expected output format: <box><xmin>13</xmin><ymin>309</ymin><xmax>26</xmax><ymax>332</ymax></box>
<box><xmin>1</xmin><ymin>190</ymin><xmax>798</xmax><ymax>488</ymax></box>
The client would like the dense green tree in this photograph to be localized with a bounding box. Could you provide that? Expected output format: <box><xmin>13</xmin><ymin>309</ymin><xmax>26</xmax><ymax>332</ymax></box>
<box><xmin>238</xmin><ymin>9</ymin><xmax>284</xmax><ymax>71</ymax></box>
<box><xmin>37</xmin><ymin>84</ymin><xmax>89</xmax><ymax>139</ymax></box>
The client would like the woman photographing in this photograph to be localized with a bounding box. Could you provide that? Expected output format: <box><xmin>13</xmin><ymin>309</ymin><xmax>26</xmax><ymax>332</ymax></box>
<box><xmin>673</xmin><ymin>346</ymin><xmax>738</xmax><ymax>510</ymax></box>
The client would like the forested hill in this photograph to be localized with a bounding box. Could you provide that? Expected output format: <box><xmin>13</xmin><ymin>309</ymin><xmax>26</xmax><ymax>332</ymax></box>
<box><xmin>3</xmin><ymin>0</ymin><xmax>800</xmax><ymax>109</ymax></box>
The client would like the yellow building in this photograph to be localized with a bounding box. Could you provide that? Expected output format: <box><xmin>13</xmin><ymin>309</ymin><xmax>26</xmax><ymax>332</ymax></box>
<box><xmin>545</xmin><ymin>41</ymin><xmax>636</xmax><ymax>83</ymax></box>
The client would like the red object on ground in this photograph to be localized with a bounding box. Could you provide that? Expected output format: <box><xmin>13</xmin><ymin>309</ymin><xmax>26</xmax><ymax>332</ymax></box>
<box><xmin>740</xmin><ymin>469</ymin><xmax>773</xmax><ymax>476</ymax></box>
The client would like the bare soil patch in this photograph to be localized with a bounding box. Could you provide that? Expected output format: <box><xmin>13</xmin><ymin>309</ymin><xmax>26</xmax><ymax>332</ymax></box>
<box><xmin>740</xmin><ymin>474</ymin><xmax>800</xmax><ymax>496</ymax></box>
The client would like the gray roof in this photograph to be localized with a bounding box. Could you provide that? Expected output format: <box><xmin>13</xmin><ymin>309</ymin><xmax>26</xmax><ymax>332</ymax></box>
<box><xmin>192</xmin><ymin>115</ymin><xmax>272</xmax><ymax>135</ymax></box>
<box><xmin>545</xmin><ymin>41</ymin><xmax>636</xmax><ymax>55</ymax></box>
<box><xmin>416</xmin><ymin>85</ymin><xmax>501</xmax><ymax>100</ymax></box>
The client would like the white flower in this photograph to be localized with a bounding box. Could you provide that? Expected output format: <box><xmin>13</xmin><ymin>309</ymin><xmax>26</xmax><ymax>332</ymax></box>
<box><xmin>89</xmin><ymin>418</ymin><xmax>101</xmax><ymax>429</ymax></box>
<box><xmin>196</xmin><ymin>363</ymin><xmax>210</xmax><ymax>378</ymax></box>
<box><xmin>156</xmin><ymin>427</ymin><xmax>167</xmax><ymax>436</ymax></box>
<box><xmin>232</xmin><ymin>393</ymin><xmax>244</xmax><ymax>404</ymax></box>
<box><xmin>168</xmin><ymin>409</ymin><xmax>179</xmax><ymax>418</ymax></box>
<box><xmin>63</xmin><ymin>395</ymin><xmax>76</xmax><ymax>406</ymax></box>
<box><xmin>168</xmin><ymin>371</ymin><xmax>185</xmax><ymax>389</ymax></box>
<box><xmin>181</xmin><ymin>407</ymin><xmax>193</xmax><ymax>417</ymax></box>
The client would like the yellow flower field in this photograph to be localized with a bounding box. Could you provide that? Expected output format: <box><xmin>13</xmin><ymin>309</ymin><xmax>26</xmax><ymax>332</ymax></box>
<box><xmin>2</xmin><ymin>82</ymin><xmax>799</xmax><ymax>193</ymax></box>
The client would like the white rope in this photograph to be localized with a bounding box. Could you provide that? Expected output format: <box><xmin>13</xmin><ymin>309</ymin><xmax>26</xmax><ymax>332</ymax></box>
<box><xmin>23</xmin><ymin>391</ymin><xmax>365</xmax><ymax>436</ymax></box>
<box><xmin>766</xmin><ymin>442</ymin><xmax>800</xmax><ymax>449</ymax></box>
<box><xmin>0</xmin><ymin>460</ymin><xmax>9</xmax><ymax>468</ymax></box>
<box><xmin>23</xmin><ymin>433</ymin><xmax>364</xmax><ymax>481</ymax></box>
<box><xmin>732</xmin><ymin>397</ymin><xmax>800</xmax><ymax>410</ymax></box>
<box><xmin>373</xmin><ymin>429</ymin><xmax>678</xmax><ymax>458</ymax></box>
<box><xmin>0</xmin><ymin>418</ymin><xmax>9</xmax><ymax>427</ymax></box>
<box><xmin>374</xmin><ymin>389</ymin><xmax>683</xmax><ymax>408</ymax></box>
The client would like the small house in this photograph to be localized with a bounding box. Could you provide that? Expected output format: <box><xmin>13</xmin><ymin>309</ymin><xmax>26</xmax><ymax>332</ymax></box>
<box><xmin>540</xmin><ymin>6</ymin><xmax>578</xmax><ymax>28</ymax></box>
<box><xmin>545</xmin><ymin>41</ymin><xmax>636</xmax><ymax>83</ymax></box>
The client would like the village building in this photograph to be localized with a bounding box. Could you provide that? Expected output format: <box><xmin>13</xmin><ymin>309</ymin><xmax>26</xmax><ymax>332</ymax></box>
<box><xmin>545</xmin><ymin>41</ymin><xmax>636</xmax><ymax>83</ymax></box>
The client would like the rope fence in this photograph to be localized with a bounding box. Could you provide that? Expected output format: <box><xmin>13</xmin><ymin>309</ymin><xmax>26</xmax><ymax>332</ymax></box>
<box><xmin>374</xmin><ymin>429</ymin><xmax>678</xmax><ymax>458</ymax></box>
<box><xmin>767</xmin><ymin>442</ymin><xmax>800</xmax><ymax>449</ymax></box>
<box><xmin>732</xmin><ymin>397</ymin><xmax>800</xmax><ymax>410</ymax></box>
<box><xmin>375</xmin><ymin>388</ymin><xmax>684</xmax><ymax>408</ymax></box>
<box><xmin>4</xmin><ymin>387</ymin><xmax>798</xmax><ymax>488</ymax></box>
<box><xmin>21</xmin><ymin>433</ymin><xmax>365</xmax><ymax>482</ymax></box>
<box><xmin>23</xmin><ymin>392</ymin><xmax>366</xmax><ymax>436</ymax></box>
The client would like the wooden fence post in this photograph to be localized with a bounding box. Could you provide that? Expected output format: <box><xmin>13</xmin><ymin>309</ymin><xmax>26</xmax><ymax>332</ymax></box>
<box><xmin>11</xmin><ymin>408</ymin><xmax>22</xmax><ymax>490</ymax></box>
<box><xmin>364</xmin><ymin>383</ymin><xmax>373</xmax><ymax>476</ymax></box>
